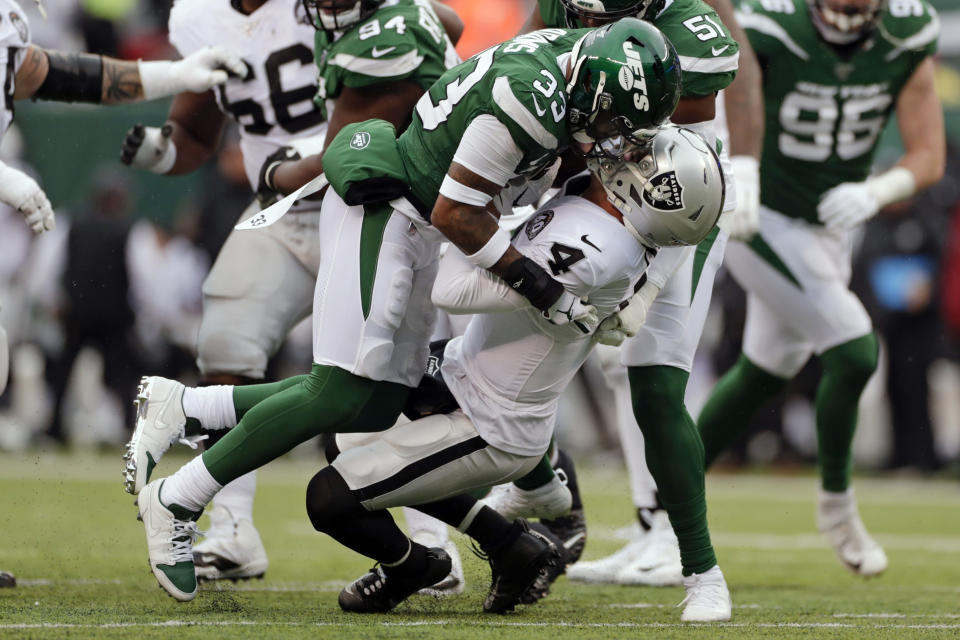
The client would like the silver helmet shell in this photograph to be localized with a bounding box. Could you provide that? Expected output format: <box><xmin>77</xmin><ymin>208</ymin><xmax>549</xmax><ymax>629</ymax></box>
<box><xmin>593</xmin><ymin>125</ymin><xmax>725</xmax><ymax>248</ymax></box>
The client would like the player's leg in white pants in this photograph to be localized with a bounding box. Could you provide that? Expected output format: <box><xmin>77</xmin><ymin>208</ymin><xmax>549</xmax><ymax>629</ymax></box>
<box><xmin>194</xmin><ymin>200</ymin><xmax>322</xmax><ymax>581</ymax></box>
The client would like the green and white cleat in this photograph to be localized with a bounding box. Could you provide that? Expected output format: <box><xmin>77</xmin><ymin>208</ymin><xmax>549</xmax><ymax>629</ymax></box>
<box><xmin>679</xmin><ymin>565</ymin><xmax>732</xmax><ymax>622</ymax></box>
<box><xmin>124</xmin><ymin>376</ymin><xmax>200</xmax><ymax>495</ymax></box>
<box><xmin>817</xmin><ymin>488</ymin><xmax>888</xmax><ymax>577</ymax></box>
<box><xmin>137</xmin><ymin>480</ymin><xmax>202</xmax><ymax>602</ymax></box>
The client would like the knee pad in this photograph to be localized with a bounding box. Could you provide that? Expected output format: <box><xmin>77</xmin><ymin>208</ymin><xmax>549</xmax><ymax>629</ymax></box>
<box><xmin>196</xmin><ymin>328</ymin><xmax>270</xmax><ymax>379</ymax></box>
<box><xmin>305</xmin><ymin>467</ymin><xmax>366</xmax><ymax>532</ymax></box>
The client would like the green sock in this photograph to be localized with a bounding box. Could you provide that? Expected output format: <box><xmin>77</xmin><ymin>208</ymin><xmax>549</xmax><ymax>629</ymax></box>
<box><xmin>628</xmin><ymin>365</ymin><xmax>715</xmax><ymax>576</ymax></box>
<box><xmin>697</xmin><ymin>354</ymin><xmax>789</xmax><ymax>468</ymax></box>
<box><xmin>513</xmin><ymin>453</ymin><xmax>555</xmax><ymax>490</ymax></box>
<box><xmin>202</xmin><ymin>364</ymin><xmax>408</xmax><ymax>485</ymax></box>
<box><xmin>816</xmin><ymin>333</ymin><xmax>878</xmax><ymax>492</ymax></box>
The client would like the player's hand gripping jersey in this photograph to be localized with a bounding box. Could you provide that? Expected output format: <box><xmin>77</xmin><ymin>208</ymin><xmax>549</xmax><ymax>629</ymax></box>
<box><xmin>395</xmin><ymin>28</ymin><xmax>589</xmax><ymax>214</ymax></box>
<box><xmin>436</xmin><ymin>177</ymin><xmax>653</xmax><ymax>457</ymax></box>
<box><xmin>538</xmin><ymin>0</ymin><xmax>739</xmax><ymax>98</ymax></box>
<box><xmin>737</xmin><ymin>0</ymin><xmax>939</xmax><ymax>223</ymax></box>
<box><xmin>313</xmin><ymin>0</ymin><xmax>460</xmax><ymax>119</ymax></box>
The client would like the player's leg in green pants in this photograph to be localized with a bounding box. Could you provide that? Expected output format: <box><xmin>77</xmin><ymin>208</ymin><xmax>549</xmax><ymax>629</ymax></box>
<box><xmin>202</xmin><ymin>363</ymin><xmax>409</xmax><ymax>485</ymax></box>
<box><xmin>698</xmin><ymin>332</ymin><xmax>878</xmax><ymax>492</ymax></box>
<box><xmin>628</xmin><ymin>365</ymin><xmax>716</xmax><ymax>576</ymax></box>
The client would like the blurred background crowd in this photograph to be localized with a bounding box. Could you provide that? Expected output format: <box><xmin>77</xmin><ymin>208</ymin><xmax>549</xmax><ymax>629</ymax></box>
<box><xmin>1</xmin><ymin>0</ymin><xmax>959</xmax><ymax>477</ymax></box>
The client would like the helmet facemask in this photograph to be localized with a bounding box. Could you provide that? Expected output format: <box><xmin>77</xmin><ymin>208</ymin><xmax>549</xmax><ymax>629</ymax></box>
<box><xmin>559</xmin><ymin>0</ymin><xmax>665</xmax><ymax>28</ymax></box>
<box><xmin>302</xmin><ymin>0</ymin><xmax>382</xmax><ymax>31</ymax></box>
<box><xmin>809</xmin><ymin>0</ymin><xmax>886</xmax><ymax>46</ymax></box>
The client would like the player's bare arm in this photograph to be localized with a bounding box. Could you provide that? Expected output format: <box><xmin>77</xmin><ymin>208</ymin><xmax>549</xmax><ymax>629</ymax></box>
<box><xmin>14</xmin><ymin>44</ymin><xmax>243</xmax><ymax>105</ymax></box>
<box><xmin>270</xmin><ymin>80</ymin><xmax>424</xmax><ymax>195</ymax></box>
<box><xmin>894</xmin><ymin>57</ymin><xmax>945</xmax><ymax>192</ymax></box>
<box><xmin>671</xmin><ymin>93</ymin><xmax>715</xmax><ymax>125</ymax></box>
<box><xmin>164</xmin><ymin>91</ymin><xmax>229</xmax><ymax>174</ymax></box>
<box><xmin>521</xmin><ymin>2</ymin><xmax>548</xmax><ymax>33</ymax></box>
<box><xmin>704</xmin><ymin>0</ymin><xmax>762</xmax><ymax>158</ymax></box>
<box><xmin>430</xmin><ymin>0</ymin><xmax>464</xmax><ymax>45</ymax></box>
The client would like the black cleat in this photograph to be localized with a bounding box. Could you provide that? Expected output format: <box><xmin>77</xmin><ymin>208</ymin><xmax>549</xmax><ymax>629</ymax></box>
<box><xmin>338</xmin><ymin>547</ymin><xmax>452</xmax><ymax>613</ymax></box>
<box><xmin>0</xmin><ymin>571</ymin><xmax>15</xmax><ymax>588</ymax></box>
<box><xmin>540</xmin><ymin>508</ymin><xmax>587</xmax><ymax>565</ymax></box>
<box><xmin>483</xmin><ymin>520</ymin><xmax>562</xmax><ymax>614</ymax></box>
<box><xmin>521</xmin><ymin>522</ymin><xmax>569</xmax><ymax>604</ymax></box>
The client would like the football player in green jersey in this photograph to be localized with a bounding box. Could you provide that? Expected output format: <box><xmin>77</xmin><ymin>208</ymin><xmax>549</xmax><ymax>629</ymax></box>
<box><xmin>499</xmin><ymin>0</ymin><xmax>760</xmax><ymax>617</ymax></box>
<box><xmin>133</xmin><ymin>19</ymin><xmax>684</xmax><ymax>605</ymax></box>
<box><xmin>698</xmin><ymin>0</ymin><xmax>944</xmax><ymax>577</ymax></box>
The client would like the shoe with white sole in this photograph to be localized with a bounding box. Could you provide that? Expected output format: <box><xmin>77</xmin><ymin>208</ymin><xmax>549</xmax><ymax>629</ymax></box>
<box><xmin>193</xmin><ymin>505</ymin><xmax>268</xmax><ymax>582</ymax></box>
<box><xmin>481</xmin><ymin>475</ymin><xmax>572</xmax><ymax>522</ymax></box>
<box><xmin>124</xmin><ymin>377</ymin><xmax>203</xmax><ymax>495</ymax></box>
<box><xmin>338</xmin><ymin>547</ymin><xmax>452</xmax><ymax>613</ymax></box>
<box><xmin>616</xmin><ymin>510</ymin><xmax>682</xmax><ymax>586</ymax></box>
<box><xmin>679</xmin><ymin>565</ymin><xmax>731</xmax><ymax>622</ymax></box>
<box><xmin>137</xmin><ymin>479</ymin><xmax>202</xmax><ymax>602</ymax></box>
<box><xmin>410</xmin><ymin>532</ymin><xmax>464</xmax><ymax>597</ymax></box>
<box><xmin>817</xmin><ymin>488</ymin><xmax>888</xmax><ymax>577</ymax></box>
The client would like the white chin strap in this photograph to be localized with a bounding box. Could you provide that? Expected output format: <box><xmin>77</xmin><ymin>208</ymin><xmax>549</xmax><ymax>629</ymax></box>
<box><xmin>318</xmin><ymin>1</ymin><xmax>362</xmax><ymax>30</ymax></box>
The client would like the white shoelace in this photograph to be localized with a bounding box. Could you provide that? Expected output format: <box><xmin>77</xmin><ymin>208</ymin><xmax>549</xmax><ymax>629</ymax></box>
<box><xmin>176</xmin><ymin>434</ymin><xmax>209</xmax><ymax>450</ymax></box>
<box><xmin>170</xmin><ymin>520</ymin><xmax>201</xmax><ymax>563</ymax></box>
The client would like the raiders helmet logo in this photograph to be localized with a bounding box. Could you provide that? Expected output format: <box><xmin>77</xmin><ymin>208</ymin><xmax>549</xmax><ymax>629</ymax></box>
<box><xmin>642</xmin><ymin>171</ymin><xmax>684</xmax><ymax>211</ymax></box>
<box><xmin>9</xmin><ymin>12</ymin><xmax>27</xmax><ymax>43</ymax></box>
<box><xmin>525</xmin><ymin>210</ymin><xmax>554</xmax><ymax>240</ymax></box>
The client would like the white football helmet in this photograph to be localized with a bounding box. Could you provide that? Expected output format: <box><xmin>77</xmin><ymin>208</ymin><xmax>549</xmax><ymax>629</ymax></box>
<box><xmin>592</xmin><ymin>125</ymin><xmax>725</xmax><ymax>248</ymax></box>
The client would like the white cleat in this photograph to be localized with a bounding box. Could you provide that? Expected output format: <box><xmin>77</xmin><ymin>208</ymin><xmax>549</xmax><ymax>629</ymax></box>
<box><xmin>481</xmin><ymin>475</ymin><xmax>572</xmax><ymax>522</ymax></box>
<box><xmin>817</xmin><ymin>488</ymin><xmax>888</xmax><ymax>577</ymax></box>
<box><xmin>193</xmin><ymin>505</ymin><xmax>269</xmax><ymax>582</ymax></box>
<box><xmin>616</xmin><ymin>511</ymin><xmax>682</xmax><ymax>586</ymax></box>
<box><xmin>679</xmin><ymin>565</ymin><xmax>732</xmax><ymax>622</ymax></box>
<box><xmin>567</xmin><ymin>533</ymin><xmax>649</xmax><ymax>584</ymax></box>
<box><xmin>137</xmin><ymin>479</ymin><xmax>202</xmax><ymax>602</ymax></box>
<box><xmin>124</xmin><ymin>377</ymin><xmax>201</xmax><ymax>495</ymax></box>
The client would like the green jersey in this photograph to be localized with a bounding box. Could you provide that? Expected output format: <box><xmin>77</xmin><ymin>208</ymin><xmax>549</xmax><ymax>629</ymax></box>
<box><xmin>538</xmin><ymin>0</ymin><xmax>739</xmax><ymax>97</ymax></box>
<box><xmin>738</xmin><ymin>0</ymin><xmax>939</xmax><ymax>223</ymax></box>
<box><xmin>398</xmin><ymin>28</ymin><xmax>588</xmax><ymax>210</ymax></box>
<box><xmin>313</xmin><ymin>0</ymin><xmax>459</xmax><ymax>118</ymax></box>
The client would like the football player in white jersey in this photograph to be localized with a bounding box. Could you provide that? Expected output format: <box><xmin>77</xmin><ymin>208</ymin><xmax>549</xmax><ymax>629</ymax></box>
<box><xmin>0</xmin><ymin>0</ymin><xmax>242</xmax><ymax>395</ymax></box>
<box><xmin>301</xmin><ymin>125</ymin><xmax>730</xmax><ymax>619</ymax></box>
<box><xmin>120</xmin><ymin>0</ymin><xmax>463</xmax><ymax>583</ymax></box>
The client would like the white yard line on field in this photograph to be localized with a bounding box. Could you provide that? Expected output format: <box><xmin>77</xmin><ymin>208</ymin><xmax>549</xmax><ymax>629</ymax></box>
<box><xmin>4</xmin><ymin>620</ymin><xmax>960</xmax><ymax>631</ymax></box>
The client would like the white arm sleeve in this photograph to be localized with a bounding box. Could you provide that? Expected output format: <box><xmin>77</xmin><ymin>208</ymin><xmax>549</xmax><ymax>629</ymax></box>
<box><xmin>440</xmin><ymin>114</ymin><xmax>524</xmax><ymax>204</ymax></box>
<box><xmin>431</xmin><ymin>245</ymin><xmax>528</xmax><ymax>315</ymax></box>
<box><xmin>645</xmin><ymin>245</ymin><xmax>694</xmax><ymax>290</ymax></box>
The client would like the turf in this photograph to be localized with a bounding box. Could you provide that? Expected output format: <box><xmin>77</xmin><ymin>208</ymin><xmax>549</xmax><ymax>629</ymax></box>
<box><xmin>1</xmin><ymin>449</ymin><xmax>958</xmax><ymax>639</ymax></box>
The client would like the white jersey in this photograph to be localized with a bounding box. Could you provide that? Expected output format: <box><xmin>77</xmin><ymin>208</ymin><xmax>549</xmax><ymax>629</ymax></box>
<box><xmin>441</xmin><ymin>186</ymin><xmax>652</xmax><ymax>456</ymax></box>
<box><xmin>168</xmin><ymin>0</ymin><xmax>327</xmax><ymax>189</ymax></box>
<box><xmin>0</xmin><ymin>0</ymin><xmax>30</xmax><ymax>141</ymax></box>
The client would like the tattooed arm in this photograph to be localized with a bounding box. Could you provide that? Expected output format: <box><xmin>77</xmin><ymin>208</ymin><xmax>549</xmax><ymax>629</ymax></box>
<box><xmin>13</xmin><ymin>45</ymin><xmax>243</xmax><ymax>104</ymax></box>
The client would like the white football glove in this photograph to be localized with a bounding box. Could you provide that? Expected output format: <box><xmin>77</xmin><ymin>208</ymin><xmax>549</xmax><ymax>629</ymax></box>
<box><xmin>722</xmin><ymin>155</ymin><xmax>760</xmax><ymax>241</ymax></box>
<box><xmin>138</xmin><ymin>46</ymin><xmax>247</xmax><ymax>100</ymax></box>
<box><xmin>0</xmin><ymin>162</ymin><xmax>55</xmax><ymax>234</ymax></box>
<box><xmin>817</xmin><ymin>181</ymin><xmax>878</xmax><ymax>231</ymax></box>
<box><xmin>543</xmin><ymin>289</ymin><xmax>599</xmax><ymax>334</ymax></box>
<box><xmin>593</xmin><ymin>279</ymin><xmax>661</xmax><ymax>346</ymax></box>
<box><xmin>120</xmin><ymin>123</ymin><xmax>176</xmax><ymax>174</ymax></box>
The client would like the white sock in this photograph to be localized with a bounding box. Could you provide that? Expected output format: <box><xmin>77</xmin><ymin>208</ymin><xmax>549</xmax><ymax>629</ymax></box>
<box><xmin>211</xmin><ymin>471</ymin><xmax>257</xmax><ymax>523</ymax></box>
<box><xmin>182</xmin><ymin>385</ymin><xmax>237</xmax><ymax>430</ymax></box>
<box><xmin>610</xmin><ymin>363</ymin><xmax>659</xmax><ymax>509</ymax></box>
<box><xmin>160</xmin><ymin>456</ymin><xmax>223</xmax><ymax>512</ymax></box>
<box><xmin>404</xmin><ymin>508</ymin><xmax>449</xmax><ymax>545</ymax></box>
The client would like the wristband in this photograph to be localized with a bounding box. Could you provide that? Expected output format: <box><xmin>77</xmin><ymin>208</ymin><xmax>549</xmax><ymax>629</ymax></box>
<box><xmin>466</xmin><ymin>227</ymin><xmax>511</xmax><ymax>269</ymax></box>
<box><xmin>866</xmin><ymin>167</ymin><xmax>916</xmax><ymax>209</ymax></box>
<box><xmin>502</xmin><ymin>257</ymin><xmax>563</xmax><ymax>311</ymax></box>
<box><xmin>152</xmin><ymin>140</ymin><xmax>177</xmax><ymax>174</ymax></box>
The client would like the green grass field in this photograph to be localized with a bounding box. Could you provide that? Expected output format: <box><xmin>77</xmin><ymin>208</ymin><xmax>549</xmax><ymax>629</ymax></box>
<box><xmin>1</xmin><ymin>449</ymin><xmax>958</xmax><ymax>639</ymax></box>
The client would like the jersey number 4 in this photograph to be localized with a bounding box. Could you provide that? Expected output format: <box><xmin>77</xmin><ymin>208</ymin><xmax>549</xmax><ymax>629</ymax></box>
<box><xmin>218</xmin><ymin>44</ymin><xmax>324</xmax><ymax>136</ymax></box>
<box><xmin>548</xmin><ymin>243</ymin><xmax>585</xmax><ymax>276</ymax></box>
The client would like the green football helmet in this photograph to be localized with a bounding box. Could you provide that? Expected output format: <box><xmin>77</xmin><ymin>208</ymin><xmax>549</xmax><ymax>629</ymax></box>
<box><xmin>566</xmin><ymin>18</ymin><xmax>681</xmax><ymax>158</ymax></box>
<box><xmin>560</xmin><ymin>0</ymin><xmax>667</xmax><ymax>28</ymax></box>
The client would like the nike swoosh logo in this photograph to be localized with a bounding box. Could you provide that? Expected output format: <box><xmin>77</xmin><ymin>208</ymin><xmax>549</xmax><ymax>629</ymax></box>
<box><xmin>581</xmin><ymin>234</ymin><xmax>601</xmax><ymax>252</ymax></box>
<box><xmin>371</xmin><ymin>46</ymin><xmax>397</xmax><ymax>58</ymax></box>
<box><xmin>531</xmin><ymin>94</ymin><xmax>547</xmax><ymax>117</ymax></box>
<box><xmin>711</xmin><ymin>45</ymin><xmax>730</xmax><ymax>56</ymax></box>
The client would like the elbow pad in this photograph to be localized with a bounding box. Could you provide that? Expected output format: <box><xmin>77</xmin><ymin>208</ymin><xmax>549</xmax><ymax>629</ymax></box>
<box><xmin>34</xmin><ymin>51</ymin><xmax>103</xmax><ymax>103</ymax></box>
